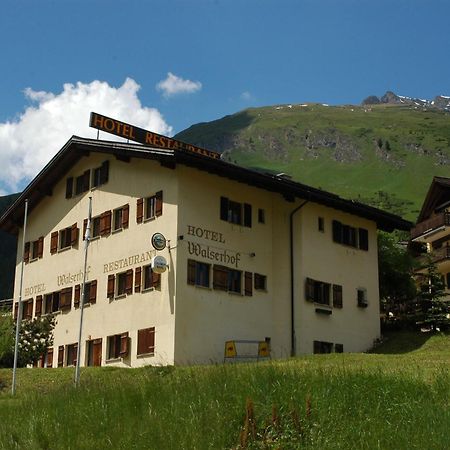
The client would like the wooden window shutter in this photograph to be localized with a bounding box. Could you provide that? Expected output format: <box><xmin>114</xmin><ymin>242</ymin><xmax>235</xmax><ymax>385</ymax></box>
<box><xmin>187</xmin><ymin>259</ymin><xmax>196</xmax><ymax>285</ymax></box>
<box><xmin>50</xmin><ymin>231</ymin><xmax>58</xmax><ymax>254</ymax></box>
<box><xmin>24</xmin><ymin>242</ymin><xmax>30</xmax><ymax>263</ymax></box>
<box><xmin>122</xmin><ymin>204</ymin><xmax>129</xmax><ymax>229</ymax></box>
<box><xmin>119</xmin><ymin>332</ymin><xmax>129</xmax><ymax>357</ymax></box>
<box><xmin>104</xmin><ymin>210</ymin><xmax>112</xmax><ymax>235</ymax></box>
<box><xmin>89</xmin><ymin>280</ymin><xmax>97</xmax><ymax>304</ymax></box>
<box><xmin>333</xmin><ymin>285</ymin><xmax>343</xmax><ymax>308</ymax></box>
<box><xmin>359</xmin><ymin>228</ymin><xmax>369</xmax><ymax>251</ymax></box>
<box><xmin>72</xmin><ymin>343</ymin><xmax>78</xmax><ymax>366</ymax></box>
<box><xmin>70</xmin><ymin>223</ymin><xmax>79</xmax><ymax>247</ymax></box>
<box><xmin>99</xmin><ymin>213</ymin><xmax>106</xmax><ymax>236</ymax></box>
<box><xmin>305</xmin><ymin>278</ymin><xmax>315</xmax><ymax>302</ymax></box>
<box><xmin>100</xmin><ymin>160</ymin><xmax>109</xmax><ymax>184</ymax></box>
<box><xmin>155</xmin><ymin>191</ymin><xmax>163</xmax><ymax>217</ymax></box>
<box><xmin>134</xmin><ymin>267</ymin><xmax>142</xmax><ymax>292</ymax></box>
<box><xmin>125</xmin><ymin>269</ymin><xmax>133</xmax><ymax>294</ymax></box>
<box><xmin>220</xmin><ymin>196</ymin><xmax>228</xmax><ymax>221</ymax></box>
<box><xmin>58</xmin><ymin>346</ymin><xmax>64</xmax><ymax>367</ymax></box>
<box><xmin>151</xmin><ymin>270</ymin><xmax>161</xmax><ymax>289</ymax></box>
<box><xmin>136</xmin><ymin>198</ymin><xmax>144</xmax><ymax>223</ymax></box>
<box><xmin>244</xmin><ymin>272</ymin><xmax>253</xmax><ymax>296</ymax></box>
<box><xmin>35</xmin><ymin>295</ymin><xmax>43</xmax><ymax>317</ymax></box>
<box><xmin>137</xmin><ymin>329</ymin><xmax>146</xmax><ymax>355</ymax></box>
<box><xmin>37</xmin><ymin>237</ymin><xmax>44</xmax><ymax>258</ymax></box>
<box><xmin>244</xmin><ymin>203</ymin><xmax>252</xmax><ymax>228</ymax></box>
<box><xmin>107</xmin><ymin>275</ymin><xmax>115</xmax><ymax>299</ymax></box>
<box><xmin>82</xmin><ymin>219</ymin><xmax>87</xmax><ymax>241</ymax></box>
<box><xmin>46</xmin><ymin>348</ymin><xmax>53</xmax><ymax>368</ymax></box>
<box><xmin>60</xmin><ymin>287</ymin><xmax>72</xmax><ymax>310</ymax></box>
<box><xmin>74</xmin><ymin>284</ymin><xmax>80</xmax><ymax>307</ymax></box>
<box><xmin>148</xmin><ymin>327</ymin><xmax>155</xmax><ymax>353</ymax></box>
<box><xmin>82</xmin><ymin>169</ymin><xmax>90</xmax><ymax>192</ymax></box>
<box><xmin>14</xmin><ymin>302</ymin><xmax>18</xmax><ymax>320</ymax></box>
<box><xmin>25</xmin><ymin>299</ymin><xmax>33</xmax><ymax>319</ymax></box>
<box><xmin>332</xmin><ymin>220</ymin><xmax>342</xmax><ymax>243</ymax></box>
<box><xmin>213</xmin><ymin>265</ymin><xmax>228</xmax><ymax>290</ymax></box>
<box><xmin>66</xmin><ymin>177</ymin><xmax>73</xmax><ymax>199</ymax></box>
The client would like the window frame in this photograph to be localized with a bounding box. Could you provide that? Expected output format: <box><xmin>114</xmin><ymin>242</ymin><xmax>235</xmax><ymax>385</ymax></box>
<box><xmin>254</xmin><ymin>273</ymin><xmax>267</xmax><ymax>291</ymax></box>
<box><xmin>187</xmin><ymin>259</ymin><xmax>211</xmax><ymax>288</ymax></box>
<box><xmin>137</xmin><ymin>327</ymin><xmax>155</xmax><ymax>357</ymax></box>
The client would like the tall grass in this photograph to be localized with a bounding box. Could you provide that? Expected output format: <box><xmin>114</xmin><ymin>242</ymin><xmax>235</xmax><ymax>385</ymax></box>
<box><xmin>0</xmin><ymin>332</ymin><xmax>449</xmax><ymax>449</ymax></box>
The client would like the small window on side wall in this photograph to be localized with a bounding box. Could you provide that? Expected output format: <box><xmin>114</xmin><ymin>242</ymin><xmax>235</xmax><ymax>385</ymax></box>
<box><xmin>258</xmin><ymin>209</ymin><xmax>265</xmax><ymax>224</ymax></box>
<box><xmin>357</xmin><ymin>288</ymin><xmax>368</xmax><ymax>308</ymax></box>
<box><xmin>318</xmin><ymin>217</ymin><xmax>324</xmax><ymax>232</ymax></box>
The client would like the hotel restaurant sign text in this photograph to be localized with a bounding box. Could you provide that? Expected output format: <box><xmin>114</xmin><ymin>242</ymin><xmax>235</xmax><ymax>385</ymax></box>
<box><xmin>90</xmin><ymin>112</ymin><xmax>220</xmax><ymax>160</ymax></box>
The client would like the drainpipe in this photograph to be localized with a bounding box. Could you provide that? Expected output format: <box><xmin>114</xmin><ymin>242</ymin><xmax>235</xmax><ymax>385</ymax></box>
<box><xmin>290</xmin><ymin>200</ymin><xmax>308</xmax><ymax>357</ymax></box>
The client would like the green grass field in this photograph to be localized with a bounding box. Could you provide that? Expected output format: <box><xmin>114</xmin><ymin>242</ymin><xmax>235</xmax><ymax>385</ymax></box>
<box><xmin>0</xmin><ymin>331</ymin><xmax>448</xmax><ymax>449</ymax></box>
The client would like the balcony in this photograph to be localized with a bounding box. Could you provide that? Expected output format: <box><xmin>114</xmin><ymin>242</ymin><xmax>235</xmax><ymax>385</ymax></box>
<box><xmin>411</xmin><ymin>212</ymin><xmax>450</xmax><ymax>241</ymax></box>
<box><xmin>416</xmin><ymin>246</ymin><xmax>450</xmax><ymax>267</ymax></box>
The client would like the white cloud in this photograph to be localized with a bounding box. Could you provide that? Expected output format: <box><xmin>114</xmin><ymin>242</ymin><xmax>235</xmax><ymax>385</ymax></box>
<box><xmin>156</xmin><ymin>72</ymin><xmax>202</xmax><ymax>97</ymax></box>
<box><xmin>241</xmin><ymin>91</ymin><xmax>252</xmax><ymax>101</ymax></box>
<box><xmin>0</xmin><ymin>78</ymin><xmax>172</xmax><ymax>194</ymax></box>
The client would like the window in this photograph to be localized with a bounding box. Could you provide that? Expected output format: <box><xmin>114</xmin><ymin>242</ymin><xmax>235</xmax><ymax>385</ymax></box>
<box><xmin>313</xmin><ymin>340</ymin><xmax>333</xmax><ymax>354</ymax></box>
<box><xmin>35</xmin><ymin>295</ymin><xmax>43</xmax><ymax>317</ymax></box>
<box><xmin>75</xmin><ymin>170</ymin><xmax>90</xmax><ymax>196</ymax></box>
<box><xmin>137</xmin><ymin>327</ymin><xmax>155</xmax><ymax>356</ymax></box>
<box><xmin>228</xmin><ymin>269</ymin><xmax>242</xmax><ymax>294</ymax></box>
<box><xmin>220</xmin><ymin>197</ymin><xmax>252</xmax><ymax>227</ymax></box>
<box><xmin>254</xmin><ymin>273</ymin><xmax>267</xmax><ymax>291</ymax></box>
<box><xmin>143</xmin><ymin>265</ymin><xmax>161</xmax><ymax>290</ymax></box>
<box><xmin>86</xmin><ymin>338</ymin><xmax>102</xmax><ymax>367</ymax></box>
<box><xmin>21</xmin><ymin>299</ymin><xmax>33</xmax><ymax>320</ymax></box>
<box><xmin>83</xmin><ymin>211</ymin><xmax>112</xmax><ymax>240</ymax></box>
<box><xmin>66</xmin><ymin>343</ymin><xmax>78</xmax><ymax>367</ymax></box>
<box><xmin>74</xmin><ymin>280</ymin><xmax>97</xmax><ymax>307</ymax></box>
<box><xmin>136</xmin><ymin>191</ymin><xmax>163</xmax><ymax>223</ymax></box>
<box><xmin>305</xmin><ymin>278</ymin><xmax>330</xmax><ymax>305</ymax></box>
<box><xmin>107</xmin><ymin>270</ymin><xmax>133</xmax><ymax>299</ymax></box>
<box><xmin>258</xmin><ymin>208</ymin><xmax>265</xmax><ymax>224</ymax></box>
<box><xmin>113</xmin><ymin>204</ymin><xmax>129</xmax><ymax>231</ymax></box>
<box><xmin>335</xmin><ymin>343</ymin><xmax>344</xmax><ymax>353</ymax></box>
<box><xmin>332</xmin><ymin>220</ymin><xmax>369</xmax><ymax>251</ymax></box>
<box><xmin>91</xmin><ymin>216</ymin><xmax>101</xmax><ymax>238</ymax></box>
<box><xmin>24</xmin><ymin>237</ymin><xmax>44</xmax><ymax>263</ymax></box>
<box><xmin>51</xmin><ymin>223</ymin><xmax>79</xmax><ymax>253</ymax></box>
<box><xmin>66</xmin><ymin>177</ymin><xmax>73</xmax><ymax>199</ymax></box>
<box><xmin>92</xmin><ymin>161</ymin><xmax>109</xmax><ymax>188</ymax></box>
<box><xmin>187</xmin><ymin>260</ymin><xmax>210</xmax><ymax>288</ymax></box>
<box><xmin>44</xmin><ymin>292</ymin><xmax>60</xmax><ymax>314</ymax></box>
<box><xmin>332</xmin><ymin>284</ymin><xmax>343</xmax><ymax>308</ymax></box>
<box><xmin>357</xmin><ymin>288</ymin><xmax>368</xmax><ymax>308</ymax></box>
<box><xmin>107</xmin><ymin>332</ymin><xmax>129</xmax><ymax>360</ymax></box>
<box><xmin>318</xmin><ymin>217</ymin><xmax>324</xmax><ymax>232</ymax></box>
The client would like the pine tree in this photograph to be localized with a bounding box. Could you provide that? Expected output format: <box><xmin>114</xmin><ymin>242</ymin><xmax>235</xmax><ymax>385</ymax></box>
<box><xmin>416</xmin><ymin>260</ymin><xmax>450</xmax><ymax>331</ymax></box>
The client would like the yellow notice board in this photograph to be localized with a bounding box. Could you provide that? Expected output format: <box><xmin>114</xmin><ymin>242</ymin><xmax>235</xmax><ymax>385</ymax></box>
<box><xmin>258</xmin><ymin>341</ymin><xmax>270</xmax><ymax>358</ymax></box>
<box><xmin>224</xmin><ymin>341</ymin><xmax>237</xmax><ymax>358</ymax></box>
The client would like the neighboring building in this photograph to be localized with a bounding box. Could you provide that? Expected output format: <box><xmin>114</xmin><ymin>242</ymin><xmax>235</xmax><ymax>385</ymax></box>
<box><xmin>0</xmin><ymin>115</ymin><xmax>411</xmax><ymax>368</ymax></box>
<box><xmin>411</xmin><ymin>176</ymin><xmax>450</xmax><ymax>297</ymax></box>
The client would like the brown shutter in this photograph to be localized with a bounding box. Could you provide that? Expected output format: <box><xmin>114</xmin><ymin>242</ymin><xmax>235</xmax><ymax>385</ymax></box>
<box><xmin>66</xmin><ymin>177</ymin><xmax>73</xmax><ymax>199</ymax></box>
<box><xmin>125</xmin><ymin>269</ymin><xmax>133</xmax><ymax>294</ymax></box>
<box><xmin>148</xmin><ymin>327</ymin><xmax>155</xmax><ymax>353</ymax></box>
<box><xmin>83</xmin><ymin>169</ymin><xmax>90</xmax><ymax>192</ymax></box>
<box><xmin>119</xmin><ymin>332</ymin><xmax>129</xmax><ymax>357</ymax></box>
<box><xmin>136</xmin><ymin>198</ymin><xmax>144</xmax><ymax>223</ymax></box>
<box><xmin>83</xmin><ymin>219</ymin><xmax>87</xmax><ymax>241</ymax></box>
<box><xmin>104</xmin><ymin>210</ymin><xmax>112</xmax><ymax>235</ymax></box>
<box><xmin>74</xmin><ymin>284</ymin><xmax>80</xmax><ymax>308</ymax></box>
<box><xmin>244</xmin><ymin>272</ymin><xmax>253</xmax><ymax>296</ymax></box>
<box><xmin>220</xmin><ymin>197</ymin><xmax>228</xmax><ymax>221</ymax></box>
<box><xmin>24</xmin><ymin>242</ymin><xmax>30</xmax><ymax>263</ymax></box>
<box><xmin>70</xmin><ymin>223</ymin><xmax>79</xmax><ymax>247</ymax></box>
<box><xmin>89</xmin><ymin>280</ymin><xmax>97</xmax><ymax>304</ymax></box>
<box><xmin>35</xmin><ymin>295</ymin><xmax>43</xmax><ymax>317</ymax></box>
<box><xmin>37</xmin><ymin>237</ymin><xmax>44</xmax><ymax>258</ymax></box>
<box><xmin>244</xmin><ymin>204</ymin><xmax>252</xmax><ymax>228</ymax></box>
<box><xmin>122</xmin><ymin>204</ymin><xmax>129</xmax><ymax>229</ymax></box>
<box><xmin>25</xmin><ymin>299</ymin><xmax>33</xmax><ymax>320</ymax></box>
<box><xmin>71</xmin><ymin>343</ymin><xmax>78</xmax><ymax>366</ymax></box>
<box><xmin>99</xmin><ymin>213</ymin><xmax>106</xmax><ymax>236</ymax></box>
<box><xmin>60</xmin><ymin>287</ymin><xmax>72</xmax><ymax>310</ymax></box>
<box><xmin>333</xmin><ymin>285</ymin><xmax>343</xmax><ymax>308</ymax></box>
<box><xmin>100</xmin><ymin>160</ymin><xmax>109</xmax><ymax>184</ymax></box>
<box><xmin>58</xmin><ymin>345</ymin><xmax>64</xmax><ymax>367</ymax></box>
<box><xmin>305</xmin><ymin>278</ymin><xmax>315</xmax><ymax>302</ymax></box>
<box><xmin>135</xmin><ymin>267</ymin><xmax>142</xmax><ymax>292</ymax></box>
<box><xmin>155</xmin><ymin>191</ymin><xmax>163</xmax><ymax>217</ymax></box>
<box><xmin>93</xmin><ymin>339</ymin><xmax>102</xmax><ymax>366</ymax></box>
<box><xmin>138</xmin><ymin>327</ymin><xmax>155</xmax><ymax>355</ymax></box>
<box><xmin>213</xmin><ymin>265</ymin><xmax>228</xmax><ymax>290</ymax></box>
<box><xmin>151</xmin><ymin>270</ymin><xmax>161</xmax><ymax>289</ymax></box>
<box><xmin>46</xmin><ymin>348</ymin><xmax>53</xmax><ymax>368</ymax></box>
<box><xmin>187</xmin><ymin>259</ymin><xmax>196</xmax><ymax>285</ymax></box>
<box><xmin>50</xmin><ymin>231</ymin><xmax>58</xmax><ymax>254</ymax></box>
<box><xmin>107</xmin><ymin>275</ymin><xmax>115</xmax><ymax>299</ymax></box>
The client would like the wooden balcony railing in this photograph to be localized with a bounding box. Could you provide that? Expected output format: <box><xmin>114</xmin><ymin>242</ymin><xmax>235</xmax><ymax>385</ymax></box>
<box><xmin>416</xmin><ymin>246</ymin><xmax>450</xmax><ymax>266</ymax></box>
<box><xmin>411</xmin><ymin>212</ymin><xmax>450</xmax><ymax>240</ymax></box>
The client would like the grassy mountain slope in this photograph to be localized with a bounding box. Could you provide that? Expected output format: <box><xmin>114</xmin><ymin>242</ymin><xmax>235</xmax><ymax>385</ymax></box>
<box><xmin>176</xmin><ymin>103</ymin><xmax>450</xmax><ymax>220</ymax></box>
<box><xmin>0</xmin><ymin>194</ymin><xmax>19</xmax><ymax>299</ymax></box>
<box><xmin>0</xmin><ymin>331</ymin><xmax>448</xmax><ymax>449</ymax></box>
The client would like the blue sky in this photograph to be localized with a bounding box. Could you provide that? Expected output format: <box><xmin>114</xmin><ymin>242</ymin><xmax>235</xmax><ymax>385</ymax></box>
<box><xmin>0</xmin><ymin>0</ymin><xmax>449</xmax><ymax>193</ymax></box>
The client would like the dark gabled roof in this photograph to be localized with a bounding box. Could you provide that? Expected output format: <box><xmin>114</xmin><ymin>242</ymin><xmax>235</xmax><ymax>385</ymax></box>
<box><xmin>416</xmin><ymin>176</ymin><xmax>450</xmax><ymax>223</ymax></box>
<box><xmin>0</xmin><ymin>136</ymin><xmax>412</xmax><ymax>234</ymax></box>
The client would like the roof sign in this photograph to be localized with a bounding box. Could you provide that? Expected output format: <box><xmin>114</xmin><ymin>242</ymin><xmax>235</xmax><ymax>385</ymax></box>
<box><xmin>89</xmin><ymin>112</ymin><xmax>220</xmax><ymax>160</ymax></box>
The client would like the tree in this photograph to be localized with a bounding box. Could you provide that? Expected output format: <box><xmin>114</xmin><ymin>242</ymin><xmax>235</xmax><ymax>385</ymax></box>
<box><xmin>415</xmin><ymin>260</ymin><xmax>450</xmax><ymax>331</ymax></box>
<box><xmin>0</xmin><ymin>312</ymin><xmax>55</xmax><ymax>368</ymax></box>
<box><xmin>378</xmin><ymin>232</ymin><xmax>417</xmax><ymax>328</ymax></box>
